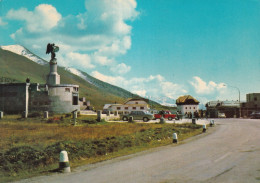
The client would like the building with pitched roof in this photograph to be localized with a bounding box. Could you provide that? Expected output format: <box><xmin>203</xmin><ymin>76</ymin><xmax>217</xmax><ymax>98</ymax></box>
<box><xmin>103</xmin><ymin>98</ymin><xmax>150</xmax><ymax>114</ymax></box>
<box><xmin>176</xmin><ymin>95</ymin><xmax>200</xmax><ymax>116</ymax></box>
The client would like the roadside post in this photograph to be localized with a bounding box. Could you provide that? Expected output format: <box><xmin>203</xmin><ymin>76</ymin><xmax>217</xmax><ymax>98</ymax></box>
<box><xmin>173</xmin><ymin>132</ymin><xmax>178</xmax><ymax>143</ymax></box>
<box><xmin>210</xmin><ymin>120</ymin><xmax>214</xmax><ymax>127</ymax></box>
<box><xmin>202</xmin><ymin>124</ymin><xmax>206</xmax><ymax>133</ymax></box>
<box><xmin>160</xmin><ymin>117</ymin><xmax>165</xmax><ymax>124</ymax></box>
<box><xmin>192</xmin><ymin>118</ymin><xmax>196</xmax><ymax>124</ymax></box>
<box><xmin>44</xmin><ymin>111</ymin><xmax>48</xmax><ymax>119</ymax></box>
<box><xmin>0</xmin><ymin>111</ymin><xmax>3</xmax><ymax>119</ymax></box>
<box><xmin>72</xmin><ymin>110</ymin><xmax>77</xmax><ymax>126</ymax></box>
<box><xmin>59</xmin><ymin>150</ymin><xmax>71</xmax><ymax>173</ymax></box>
<box><xmin>128</xmin><ymin>116</ymin><xmax>133</xmax><ymax>123</ymax></box>
<box><xmin>97</xmin><ymin>110</ymin><xmax>102</xmax><ymax>122</ymax></box>
<box><xmin>22</xmin><ymin>111</ymin><xmax>28</xmax><ymax>118</ymax></box>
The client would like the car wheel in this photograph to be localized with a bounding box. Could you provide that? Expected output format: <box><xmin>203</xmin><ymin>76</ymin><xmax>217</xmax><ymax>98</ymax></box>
<box><xmin>123</xmin><ymin>116</ymin><xmax>128</xmax><ymax>121</ymax></box>
<box><xmin>168</xmin><ymin>117</ymin><xmax>173</xmax><ymax>121</ymax></box>
<box><xmin>143</xmin><ymin>117</ymin><xmax>149</xmax><ymax>122</ymax></box>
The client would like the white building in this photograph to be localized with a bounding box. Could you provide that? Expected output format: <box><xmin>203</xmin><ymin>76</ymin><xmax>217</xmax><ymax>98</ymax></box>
<box><xmin>176</xmin><ymin>95</ymin><xmax>199</xmax><ymax>116</ymax></box>
<box><xmin>103</xmin><ymin>98</ymin><xmax>150</xmax><ymax>114</ymax></box>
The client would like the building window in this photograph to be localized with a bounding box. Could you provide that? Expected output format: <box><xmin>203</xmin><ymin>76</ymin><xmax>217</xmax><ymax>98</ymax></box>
<box><xmin>254</xmin><ymin>97</ymin><xmax>257</xmax><ymax>101</ymax></box>
<box><xmin>185</xmin><ymin>107</ymin><xmax>187</xmax><ymax>109</ymax></box>
<box><xmin>117</xmin><ymin>107</ymin><xmax>121</xmax><ymax>110</ymax></box>
<box><xmin>190</xmin><ymin>107</ymin><xmax>191</xmax><ymax>109</ymax></box>
<box><xmin>194</xmin><ymin>107</ymin><xmax>195</xmax><ymax>109</ymax></box>
<box><xmin>65</xmin><ymin>88</ymin><xmax>70</xmax><ymax>92</ymax></box>
<box><xmin>125</xmin><ymin>107</ymin><xmax>128</xmax><ymax>110</ymax></box>
<box><xmin>133</xmin><ymin>107</ymin><xmax>136</xmax><ymax>110</ymax></box>
<box><xmin>140</xmin><ymin>107</ymin><xmax>144</xmax><ymax>110</ymax></box>
<box><xmin>135</xmin><ymin>102</ymin><xmax>138</xmax><ymax>104</ymax></box>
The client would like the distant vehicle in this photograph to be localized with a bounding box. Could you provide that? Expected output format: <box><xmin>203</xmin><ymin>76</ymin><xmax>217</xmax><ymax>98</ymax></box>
<box><xmin>154</xmin><ymin>110</ymin><xmax>176</xmax><ymax>121</ymax></box>
<box><xmin>218</xmin><ymin>113</ymin><xmax>226</xmax><ymax>118</ymax></box>
<box><xmin>121</xmin><ymin>111</ymin><xmax>154</xmax><ymax>122</ymax></box>
<box><xmin>249</xmin><ymin>111</ymin><xmax>260</xmax><ymax>119</ymax></box>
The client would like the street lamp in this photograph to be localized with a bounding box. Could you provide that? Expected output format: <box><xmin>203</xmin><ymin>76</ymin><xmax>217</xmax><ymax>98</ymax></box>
<box><xmin>223</xmin><ymin>84</ymin><xmax>241</xmax><ymax>118</ymax></box>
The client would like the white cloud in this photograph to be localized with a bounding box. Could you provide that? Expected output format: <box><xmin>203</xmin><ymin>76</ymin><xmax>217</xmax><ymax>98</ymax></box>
<box><xmin>91</xmin><ymin>71</ymin><xmax>187</xmax><ymax>105</ymax></box>
<box><xmin>7</xmin><ymin>4</ymin><xmax>61</xmax><ymax>33</ymax></box>
<box><xmin>132</xmin><ymin>89</ymin><xmax>147</xmax><ymax>97</ymax></box>
<box><xmin>190</xmin><ymin>76</ymin><xmax>225</xmax><ymax>94</ymax></box>
<box><xmin>91</xmin><ymin>71</ymin><xmax>125</xmax><ymax>84</ymax></box>
<box><xmin>65</xmin><ymin>52</ymin><xmax>95</xmax><ymax>69</ymax></box>
<box><xmin>6</xmin><ymin>0</ymin><xmax>139</xmax><ymax>72</ymax></box>
<box><xmin>0</xmin><ymin>17</ymin><xmax>7</xmax><ymax>26</ymax></box>
<box><xmin>110</xmin><ymin>63</ymin><xmax>131</xmax><ymax>74</ymax></box>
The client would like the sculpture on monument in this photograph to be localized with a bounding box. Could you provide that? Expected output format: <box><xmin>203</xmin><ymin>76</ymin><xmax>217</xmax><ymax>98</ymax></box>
<box><xmin>46</xmin><ymin>43</ymin><xmax>59</xmax><ymax>63</ymax></box>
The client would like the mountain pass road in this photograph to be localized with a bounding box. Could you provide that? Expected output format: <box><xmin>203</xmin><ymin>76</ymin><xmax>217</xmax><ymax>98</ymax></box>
<box><xmin>18</xmin><ymin>119</ymin><xmax>260</xmax><ymax>183</ymax></box>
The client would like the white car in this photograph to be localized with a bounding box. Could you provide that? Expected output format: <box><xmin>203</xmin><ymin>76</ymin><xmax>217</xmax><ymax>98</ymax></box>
<box><xmin>218</xmin><ymin>113</ymin><xmax>226</xmax><ymax>118</ymax></box>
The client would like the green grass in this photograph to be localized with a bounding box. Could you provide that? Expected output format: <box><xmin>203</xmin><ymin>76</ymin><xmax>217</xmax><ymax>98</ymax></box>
<box><xmin>0</xmin><ymin>116</ymin><xmax>203</xmax><ymax>182</ymax></box>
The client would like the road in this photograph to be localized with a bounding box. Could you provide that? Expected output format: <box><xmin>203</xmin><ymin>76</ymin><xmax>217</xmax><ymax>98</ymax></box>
<box><xmin>18</xmin><ymin>119</ymin><xmax>260</xmax><ymax>183</ymax></box>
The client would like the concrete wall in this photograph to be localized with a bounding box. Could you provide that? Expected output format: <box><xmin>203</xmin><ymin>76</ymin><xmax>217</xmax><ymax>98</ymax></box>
<box><xmin>0</xmin><ymin>83</ymin><xmax>29</xmax><ymax>113</ymax></box>
<box><xmin>0</xmin><ymin>83</ymin><xmax>80</xmax><ymax>114</ymax></box>
<box><xmin>47</xmin><ymin>84</ymin><xmax>80</xmax><ymax>113</ymax></box>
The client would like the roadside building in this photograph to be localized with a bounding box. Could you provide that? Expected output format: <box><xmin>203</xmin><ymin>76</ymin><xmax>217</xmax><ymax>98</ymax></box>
<box><xmin>205</xmin><ymin>100</ymin><xmax>240</xmax><ymax>118</ymax></box>
<box><xmin>241</xmin><ymin>93</ymin><xmax>260</xmax><ymax>117</ymax></box>
<box><xmin>176</xmin><ymin>95</ymin><xmax>199</xmax><ymax>117</ymax></box>
<box><xmin>103</xmin><ymin>98</ymin><xmax>150</xmax><ymax>114</ymax></box>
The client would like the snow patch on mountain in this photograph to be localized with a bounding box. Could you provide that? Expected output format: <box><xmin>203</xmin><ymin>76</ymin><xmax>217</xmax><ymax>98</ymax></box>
<box><xmin>1</xmin><ymin>45</ymin><xmax>47</xmax><ymax>65</ymax></box>
<box><xmin>65</xmin><ymin>67</ymin><xmax>96</xmax><ymax>86</ymax></box>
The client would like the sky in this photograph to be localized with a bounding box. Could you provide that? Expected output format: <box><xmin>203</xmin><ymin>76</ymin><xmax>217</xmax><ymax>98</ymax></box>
<box><xmin>0</xmin><ymin>0</ymin><xmax>260</xmax><ymax>106</ymax></box>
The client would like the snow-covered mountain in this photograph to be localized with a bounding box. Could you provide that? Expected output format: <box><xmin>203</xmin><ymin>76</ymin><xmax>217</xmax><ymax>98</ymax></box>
<box><xmin>1</xmin><ymin>45</ymin><xmax>47</xmax><ymax>65</ymax></box>
<box><xmin>65</xmin><ymin>67</ymin><xmax>96</xmax><ymax>86</ymax></box>
<box><xmin>0</xmin><ymin>44</ymin><xmax>167</xmax><ymax>107</ymax></box>
<box><xmin>0</xmin><ymin>45</ymin><xmax>127</xmax><ymax>92</ymax></box>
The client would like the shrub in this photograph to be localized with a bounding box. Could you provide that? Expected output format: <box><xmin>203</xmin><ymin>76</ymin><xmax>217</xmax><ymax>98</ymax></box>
<box><xmin>1</xmin><ymin>146</ymin><xmax>46</xmax><ymax>173</ymax></box>
<box><xmin>28</xmin><ymin>112</ymin><xmax>41</xmax><ymax>118</ymax></box>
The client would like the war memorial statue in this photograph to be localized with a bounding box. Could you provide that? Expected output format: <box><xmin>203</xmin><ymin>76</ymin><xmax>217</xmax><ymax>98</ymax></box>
<box><xmin>46</xmin><ymin>43</ymin><xmax>59</xmax><ymax>64</ymax></box>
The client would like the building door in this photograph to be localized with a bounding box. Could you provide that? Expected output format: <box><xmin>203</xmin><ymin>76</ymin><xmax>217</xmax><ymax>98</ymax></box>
<box><xmin>72</xmin><ymin>93</ymin><xmax>78</xmax><ymax>105</ymax></box>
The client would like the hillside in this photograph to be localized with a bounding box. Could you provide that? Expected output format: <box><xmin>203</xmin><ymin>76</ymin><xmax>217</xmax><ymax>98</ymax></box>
<box><xmin>0</xmin><ymin>48</ymin><xmax>164</xmax><ymax>110</ymax></box>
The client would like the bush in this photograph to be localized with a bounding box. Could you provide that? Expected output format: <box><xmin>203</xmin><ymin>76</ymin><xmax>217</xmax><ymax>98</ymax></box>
<box><xmin>1</xmin><ymin>146</ymin><xmax>46</xmax><ymax>173</ymax></box>
<box><xmin>28</xmin><ymin>112</ymin><xmax>42</xmax><ymax>118</ymax></box>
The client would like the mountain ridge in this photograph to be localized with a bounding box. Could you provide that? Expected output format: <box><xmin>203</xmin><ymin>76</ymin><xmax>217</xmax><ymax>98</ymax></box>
<box><xmin>0</xmin><ymin>45</ymin><xmax>166</xmax><ymax>110</ymax></box>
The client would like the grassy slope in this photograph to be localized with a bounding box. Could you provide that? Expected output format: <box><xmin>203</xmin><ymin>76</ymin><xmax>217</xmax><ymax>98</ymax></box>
<box><xmin>0</xmin><ymin>49</ymin><xmax>129</xmax><ymax>109</ymax></box>
<box><xmin>0</xmin><ymin>48</ymin><xmax>172</xmax><ymax>110</ymax></box>
<box><xmin>0</xmin><ymin>116</ymin><xmax>203</xmax><ymax>182</ymax></box>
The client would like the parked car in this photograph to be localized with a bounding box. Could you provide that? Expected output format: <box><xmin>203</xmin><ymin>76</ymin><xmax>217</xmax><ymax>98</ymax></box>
<box><xmin>154</xmin><ymin>110</ymin><xmax>176</xmax><ymax>120</ymax></box>
<box><xmin>249</xmin><ymin>111</ymin><xmax>260</xmax><ymax>119</ymax></box>
<box><xmin>121</xmin><ymin>111</ymin><xmax>154</xmax><ymax>122</ymax></box>
<box><xmin>218</xmin><ymin>113</ymin><xmax>226</xmax><ymax>118</ymax></box>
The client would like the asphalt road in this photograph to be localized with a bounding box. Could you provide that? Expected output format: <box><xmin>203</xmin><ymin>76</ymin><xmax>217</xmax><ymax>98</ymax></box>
<box><xmin>18</xmin><ymin>119</ymin><xmax>260</xmax><ymax>183</ymax></box>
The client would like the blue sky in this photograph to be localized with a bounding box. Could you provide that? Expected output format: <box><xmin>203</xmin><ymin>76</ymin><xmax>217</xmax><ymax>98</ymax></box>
<box><xmin>0</xmin><ymin>0</ymin><xmax>260</xmax><ymax>105</ymax></box>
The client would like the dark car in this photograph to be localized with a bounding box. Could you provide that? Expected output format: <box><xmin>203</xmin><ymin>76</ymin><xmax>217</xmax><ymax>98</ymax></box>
<box><xmin>249</xmin><ymin>112</ymin><xmax>260</xmax><ymax>119</ymax></box>
<box><xmin>121</xmin><ymin>111</ymin><xmax>154</xmax><ymax>122</ymax></box>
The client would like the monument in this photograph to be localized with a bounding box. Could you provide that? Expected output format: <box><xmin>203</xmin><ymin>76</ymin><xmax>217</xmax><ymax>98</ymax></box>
<box><xmin>46</xmin><ymin>43</ymin><xmax>60</xmax><ymax>85</ymax></box>
<box><xmin>0</xmin><ymin>43</ymin><xmax>81</xmax><ymax>114</ymax></box>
